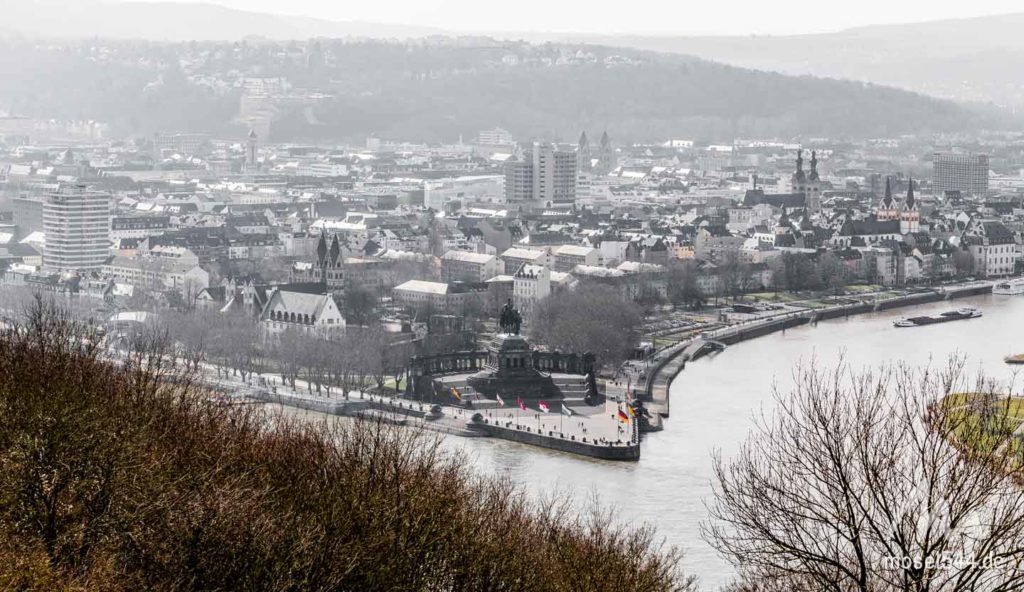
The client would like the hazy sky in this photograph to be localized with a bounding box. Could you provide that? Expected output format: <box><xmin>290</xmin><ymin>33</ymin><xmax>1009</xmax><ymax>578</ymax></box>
<box><xmin>133</xmin><ymin>0</ymin><xmax>1024</xmax><ymax>35</ymax></box>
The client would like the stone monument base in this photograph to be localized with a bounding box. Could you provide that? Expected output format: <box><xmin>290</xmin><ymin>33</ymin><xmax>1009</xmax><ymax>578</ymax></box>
<box><xmin>466</xmin><ymin>333</ymin><xmax>560</xmax><ymax>400</ymax></box>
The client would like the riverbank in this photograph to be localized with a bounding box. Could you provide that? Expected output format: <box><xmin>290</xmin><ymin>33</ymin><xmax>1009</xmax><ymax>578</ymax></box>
<box><xmin>238</xmin><ymin>386</ymin><xmax>640</xmax><ymax>461</ymax></box>
<box><xmin>259</xmin><ymin>290</ymin><xmax>1024</xmax><ymax>588</ymax></box>
<box><xmin>642</xmin><ymin>281</ymin><xmax>995</xmax><ymax>419</ymax></box>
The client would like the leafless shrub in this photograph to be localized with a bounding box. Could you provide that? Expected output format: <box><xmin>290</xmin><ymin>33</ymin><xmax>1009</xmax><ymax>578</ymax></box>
<box><xmin>704</xmin><ymin>356</ymin><xmax>1024</xmax><ymax>591</ymax></box>
<box><xmin>0</xmin><ymin>299</ymin><xmax>690</xmax><ymax>591</ymax></box>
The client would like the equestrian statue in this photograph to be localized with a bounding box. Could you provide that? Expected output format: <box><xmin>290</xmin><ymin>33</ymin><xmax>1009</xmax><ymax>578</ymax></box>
<box><xmin>498</xmin><ymin>299</ymin><xmax>523</xmax><ymax>335</ymax></box>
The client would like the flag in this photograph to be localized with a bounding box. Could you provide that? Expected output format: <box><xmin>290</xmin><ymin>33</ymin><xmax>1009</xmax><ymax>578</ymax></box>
<box><xmin>627</xmin><ymin>405</ymin><xmax>636</xmax><ymax>418</ymax></box>
<box><xmin>451</xmin><ymin>387</ymin><xmax>462</xmax><ymax>401</ymax></box>
<box><xmin>539</xmin><ymin>401</ymin><xmax>550</xmax><ymax>413</ymax></box>
<box><xmin>496</xmin><ymin>394</ymin><xmax>505</xmax><ymax>407</ymax></box>
<box><xmin>518</xmin><ymin>397</ymin><xmax>527</xmax><ymax>411</ymax></box>
<box><xmin>561</xmin><ymin>405</ymin><xmax>573</xmax><ymax>417</ymax></box>
<box><xmin>617</xmin><ymin>409</ymin><xmax>630</xmax><ymax>423</ymax></box>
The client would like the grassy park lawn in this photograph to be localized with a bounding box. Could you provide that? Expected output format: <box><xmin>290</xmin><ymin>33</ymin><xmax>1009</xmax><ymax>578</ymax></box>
<box><xmin>652</xmin><ymin>337</ymin><xmax>682</xmax><ymax>349</ymax></box>
<box><xmin>845</xmin><ymin>284</ymin><xmax>884</xmax><ymax>294</ymax></box>
<box><xmin>800</xmin><ymin>300</ymin><xmax>830</xmax><ymax>309</ymax></box>
<box><xmin>746</xmin><ymin>292</ymin><xmax>801</xmax><ymax>303</ymax></box>
<box><xmin>940</xmin><ymin>393</ymin><xmax>1024</xmax><ymax>455</ymax></box>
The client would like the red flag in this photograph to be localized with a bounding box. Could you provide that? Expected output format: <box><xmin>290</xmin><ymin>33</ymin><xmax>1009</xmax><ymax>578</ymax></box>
<box><xmin>538</xmin><ymin>401</ymin><xmax>550</xmax><ymax>413</ymax></box>
<box><xmin>518</xmin><ymin>397</ymin><xmax>527</xmax><ymax>411</ymax></box>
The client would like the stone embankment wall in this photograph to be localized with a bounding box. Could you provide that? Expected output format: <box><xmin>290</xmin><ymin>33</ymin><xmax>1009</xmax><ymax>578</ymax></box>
<box><xmin>249</xmin><ymin>390</ymin><xmax>430</xmax><ymax>419</ymax></box>
<box><xmin>480</xmin><ymin>422</ymin><xmax>640</xmax><ymax>460</ymax></box>
<box><xmin>248</xmin><ymin>389</ymin><xmax>639</xmax><ymax>459</ymax></box>
<box><xmin>643</xmin><ymin>284</ymin><xmax>994</xmax><ymax>416</ymax></box>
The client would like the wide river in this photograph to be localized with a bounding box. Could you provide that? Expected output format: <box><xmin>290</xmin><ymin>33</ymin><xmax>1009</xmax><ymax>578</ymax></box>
<box><xmin>276</xmin><ymin>293</ymin><xmax>1024</xmax><ymax>588</ymax></box>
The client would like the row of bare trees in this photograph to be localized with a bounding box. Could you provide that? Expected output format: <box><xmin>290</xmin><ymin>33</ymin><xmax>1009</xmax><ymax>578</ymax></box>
<box><xmin>157</xmin><ymin>310</ymin><xmax>412</xmax><ymax>397</ymax></box>
<box><xmin>530</xmin><ymin>284</ymin><xmax>644</xmax><ymax>370</ymax></box>
<box><xmin>272</xmin><ymin>326</ymin><xmax>410</xmax><ymax>397</ymax></box>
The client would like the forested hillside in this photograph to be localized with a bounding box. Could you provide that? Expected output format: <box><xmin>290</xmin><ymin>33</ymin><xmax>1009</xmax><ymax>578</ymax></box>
<box><xmin>0</xmin><ymin>38</ymin><xmax>1006</xmax><ymax>142</ymax></box>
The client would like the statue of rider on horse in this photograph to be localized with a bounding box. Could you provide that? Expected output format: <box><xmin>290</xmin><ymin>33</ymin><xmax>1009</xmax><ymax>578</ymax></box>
<box><xmin>498</xmin><ymin>299</ymin><xmax>522</xmax><ymax>335</ymax></box>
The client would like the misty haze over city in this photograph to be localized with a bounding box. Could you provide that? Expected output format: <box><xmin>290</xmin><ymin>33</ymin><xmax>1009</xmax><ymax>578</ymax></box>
<box><xmin>3</xmin><ymin>2</ymin><xmax>1024</xmax><ymax>590</ymax></box>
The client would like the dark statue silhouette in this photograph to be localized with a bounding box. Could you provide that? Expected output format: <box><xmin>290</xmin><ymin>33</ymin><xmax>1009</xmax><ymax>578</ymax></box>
<box><xmin>499</xmin><ymin>299</ymin><xmax>523</xmax><ymax>335</ymax></box>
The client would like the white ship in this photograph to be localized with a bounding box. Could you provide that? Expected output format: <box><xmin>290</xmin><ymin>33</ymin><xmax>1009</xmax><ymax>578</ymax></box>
<box><xmin>993</xmin><ymin>278</ymin><xmax>1024</xmax><ymax>295</ymax></box>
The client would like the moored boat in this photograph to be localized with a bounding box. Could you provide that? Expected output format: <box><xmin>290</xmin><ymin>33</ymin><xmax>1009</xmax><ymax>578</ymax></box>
<box><xmin>893</xmin><ymin>307</ymin><xmax>982</xmax><ymax>327</ymax></box>
<box><xmin>994</xmin><ymin>278</ymin><xmax>1024</xmax><ymax>295</ymax></box>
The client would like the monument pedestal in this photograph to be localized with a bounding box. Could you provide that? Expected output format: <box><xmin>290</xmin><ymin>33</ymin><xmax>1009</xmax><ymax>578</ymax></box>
<box><xmin>467</xmin><ymin>334</ymin><xmax>559</xmax><ymax>400</ymax></box>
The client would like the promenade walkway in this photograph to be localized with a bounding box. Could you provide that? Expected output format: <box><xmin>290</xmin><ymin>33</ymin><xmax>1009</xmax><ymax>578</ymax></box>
<box><xmin>206</xmin><ymin>366</ymin><xmax>639</xmax><ymax>457</ymax></box>
<box><xmin>641</xmin><ymin>281</ymin><xmax>995</xmax><ymax>418</ymax></box>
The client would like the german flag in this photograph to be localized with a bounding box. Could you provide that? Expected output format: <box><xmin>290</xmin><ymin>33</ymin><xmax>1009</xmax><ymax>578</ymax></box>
<box><xmin>617</xmin><ymin>409</ymin><xmax>630</xmax><ymax>423</ymax></box>
<box><xmin>451</xmin><ymin>387</ymin><xmax>462</xmax><ymax>401</ymax></box>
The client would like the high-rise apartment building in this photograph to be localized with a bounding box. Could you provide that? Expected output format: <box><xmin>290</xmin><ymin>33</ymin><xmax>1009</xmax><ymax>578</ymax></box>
<box><xmin>576</xmin><ymin>131</ymin><xmax>593</xmax><ymax>203</ymax></box>
<box><xmin>504</xmin><ymin>159</ymin><xmax>534</xmax><ymax>206</ymax></box>
<box><xmin>477</xmin><ymin>127</ymin><xmax>514</xmax><ymax>146</ymax></box>
<box><xmin>43</xmin><ymin>184</ymin><xmax>111</xmax><ymax>272</ymax></box>
<box><xmin>503</xmin><ymin>142</ymin><xmax>577</xmax><ymax>210</ymax></box>
<box><xmin>152</xmin><ymin>132</ymin><xmax>210</xmax><ymax>158</ymax></box>
<box><xmin>932</xmin><ymin>152</ymin><xmax>989</xmax><ymax>196</ymax></box>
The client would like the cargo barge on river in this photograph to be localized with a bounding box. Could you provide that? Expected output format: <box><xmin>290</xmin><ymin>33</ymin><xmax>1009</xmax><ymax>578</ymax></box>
<box><xmin>893</xmin><ymin>307</ymin><xmax>982</xmax><ymax>328</ymax></box>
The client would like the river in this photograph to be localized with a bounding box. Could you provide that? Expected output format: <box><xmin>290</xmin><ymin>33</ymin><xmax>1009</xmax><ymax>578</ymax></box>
<box><xmin>272</xmin><ymin>293</ymin><xmax>1024</xmax><ymax>589</ymax></box>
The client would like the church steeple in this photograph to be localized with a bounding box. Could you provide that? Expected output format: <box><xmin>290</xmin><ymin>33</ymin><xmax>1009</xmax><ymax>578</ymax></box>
<box><xmin>577</xmin><ymin>130</ymin><xmax>592</xmax><ymax>172</ymax></box>
<box><xmin>882</xmin><ymin>177</ymin><xmax>894</xmax><ymax>208</ymax></box>
<box><xmin>595</xmin><ymin>130</ymin><xmax>616</xmax><ymax>175</ymax></box>
<box><xmin>793</xmin><ymin>149</ymin><xmax>806</xmax><ymax>183</ymax></box>
<box><xmin>809</xmin><ymin>150</ymin><xmax>819</xmax><ymax>181</ymax></box>
<box><xmin>329</xmin><ymin>234</ymin><xmax>342</xmax><ymax>265</ymax></box>
<box><xmin>898</xmin><ymin>177</ymin><xmax>920</xmax><ymax>234</ymax></box>
<box><xmin>316</xmin><ymin>232</ymin><xmax>328</xmax><ymax>265</ymax></box>
<box><xmin>246</xmin><ymin>129</ymin><xmax>258</xmax><ymax>171</ymax></box>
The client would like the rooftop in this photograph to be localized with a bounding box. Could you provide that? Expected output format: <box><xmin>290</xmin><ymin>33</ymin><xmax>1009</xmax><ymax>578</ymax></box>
<box><xmin>501</xmin><ymin>247</ymin><xmax>546</xmax><ymax>260</ymax></box>
<box><xmin>555</xmin><ymin>245</ymin><xmax>597</xmax><ymax>257</ymax></box>
<box><xmin>442</xmin><ymin>250</ymin><xmax>496</xmax><ymax>264</ymax></box>
<box><xmin>395</xmin><ymin>279</ymin><xmax>449</xmax><ymax>295</ymax></box>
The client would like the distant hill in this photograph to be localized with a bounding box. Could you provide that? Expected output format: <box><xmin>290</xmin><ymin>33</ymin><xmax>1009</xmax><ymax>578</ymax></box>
<box><xmin>0</xmin><ymin>0</ymin><xmax>442</xmax><ymax>41</ymax></box>
<box><xmin>0</xmin><ymin>39</ymin><xmax>1007</xmax><ymax>143</ymax></box>
<box><xmin>5</xmin><ymin>2</ymin><xmax>1024</xmax><ymax>110</ymax></box>
<box><xmin>549</xmin><ymin>13</ymin><xmax>1024</xmax><ymax>108</ymax></box>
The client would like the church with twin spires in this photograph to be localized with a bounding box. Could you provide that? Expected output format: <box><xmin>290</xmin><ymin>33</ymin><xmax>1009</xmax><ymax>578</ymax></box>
<box><xmin>791</xmin><ymin>149</ymin><xmax>822</xmax><ymax>214</ymax></box>
<box><xmin>875</xmin><ymin>177</ymin><xmax>920</xmax><ymax>234</ymax></box>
